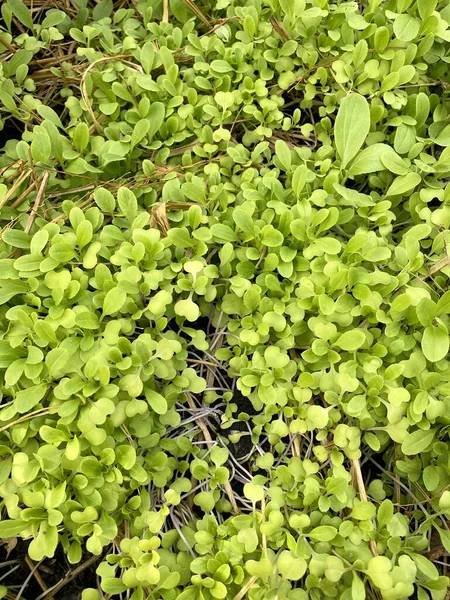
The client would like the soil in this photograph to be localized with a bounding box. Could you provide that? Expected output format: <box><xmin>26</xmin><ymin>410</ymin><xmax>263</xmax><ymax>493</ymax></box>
<box><xmin>0</xmin><ymin>540</ymin><xmax>101</xmax><ymax>600</ymax></box>
<box><xmin>1</xmin><ymin>118</ymin><xmax>25</xmax><ymax>146</ymax></box>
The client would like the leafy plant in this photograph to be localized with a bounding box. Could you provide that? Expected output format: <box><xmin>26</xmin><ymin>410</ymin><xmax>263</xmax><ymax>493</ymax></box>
<box><xmin>0</xmin><ymin>0</ymin><xmax>450</xmax><ymax>599</ymax></box>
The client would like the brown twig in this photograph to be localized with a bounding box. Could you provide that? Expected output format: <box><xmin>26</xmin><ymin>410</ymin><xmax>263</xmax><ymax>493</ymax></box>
<box><xmin>0</xmin><ymin>160</ymin><xmax>21</xmax><ymax>178</ymax></box>
<box><xmin>29</xmin><ymin>53</ymin><xmax>78</xmax><ymax>66</ymax></box>
<box><xmin>0</xmin><ymin>36</ymin><xmax>16</xmax><ymax>53</ymax></box>
<box><xmin>149</xmin><ymin>201</ymin><xmax>170</xmax><ymax>237</ymax></box>
<box><xmin>80</xmin><ymin>55</ymin><xmax>131</xmax><ymax>133</ymax></box>
<box><xmin>24</xmin><ymin>171</ymin><xmax>49</xmax><ymax>234</ymax></box>
<box><xmin>292</xmin><ymin>433</ymin><xmax>301</xmax><ymax>458</ymax></box>
<box><xmin>17</xmin><ymin>560</ymin><xmax>43</xmax><ymax>600</ymax></box>
<box><xmin>25</xmin><ymin>556</ymin><xmax>54</xmax><ymax>600</ymax></box>
<box><xmin>0</xmin><ymin>409</ymin><xmax>54</xmax><ymax>434</ymax></box>
<box><xmin>182</xmin><ymin>0</ymin><xmax>210</xmax><ymax>26</ymax></box>
<box><xmin>393</xmin><ymin>444</ymin><xmax>401</xmax><ymax>507</ymax></box>
<box><xmin>261</xmin><ymin>493</ymin><xmax>267</xmax><ymax>559</ymax></box>
<box><xmin>185</xmin><ymin>392</ymin><xmax>240</xmax><ymax>515</ymax></box>
<box><xmin>11</xmin><ymin>180</ymin><xmax>37</xmax><ymax>209</ymax></box>
<box><xmin>35</xmin><ymin>553</ymin><xmax>102</xmax><ymax>599</ymax></box>
<box><xmin>269</xmin><ymin>16</ymin><xmax>291</xmax><ymax>40</ymax></box>
<box><xmin>233</xmin><ymin>575</ymin><xmax>258</xmax><ymax>600</ymax></box>
<box><xmin>47</xmin><ymin>184</ymin><xmax>95</xmax><ymax>198</ymax></box>
<box><xmin>0</xmin><ymin>169</ymin><xmax>32</xmax><ymax>210</ymax></box>
<box><xmin>420</xmin><ymin>255</ymin><xmax>450</xmax><ymax>280</ymax></box>
<box><xmin>255</xmin><ymin>246</ymin><xmax>267</xmax><ymax>269</ymax></box>
<box><xmin>162</xmin><ymin>0</ymin><xmax>169</xmax><ymax>22</ymax></box>
<box><xmin>186</xmin><ymin>358</ymin><xmax>225</xmax><ymax>369</ymax></box>
<box><xmin>351</xmin><ymin>458</ymin><xmax>378</xmax><ymax>557</ymax></box>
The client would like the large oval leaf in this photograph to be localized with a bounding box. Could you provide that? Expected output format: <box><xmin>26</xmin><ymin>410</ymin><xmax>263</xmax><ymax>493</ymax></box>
<box><xmin>148</xmin><ymin>102</ymin><xmax>165</xmax><ymax>139</ymax></box>
<box><xmin>401</xmin><ymin>428</ymin><xmax>436</xmax><ymax>456</ymax></box>
<box><xmin>335</xmin><ymin>94</ymin><xmax>370</xmax><ymax>169</ymax></box>
<box><xmin>421</xmin><ymin>325</ymin><xmax>449</xmax><ymax>362</ymax></box>
<box><xmin>0</xmin><ymin>519</ymin><xmax>29</xmax><ymax>537</ymax></box>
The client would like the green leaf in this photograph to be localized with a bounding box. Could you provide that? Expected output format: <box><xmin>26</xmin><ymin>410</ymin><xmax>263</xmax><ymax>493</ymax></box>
<box><xmin>335</xmin><ymin>94</ymin><xmax>371</xmax><ymax>169</ymax></box>
<box><xmin>393</xmin><ymin>14</ymin><xmax>420</xmax><ymax>42</ymax></box>
<box><xmin>245</xmin><ymin>558</ymin><xmax>273</xmax><ymax>578</ymax></box>
<box><xmin>174</xmin><ymin>299</ymin><xmax>200</xmax><ymax>321</ymax></box>
<box><xmin>308</xmin><ymin>525</ymin><xmax>337</xmax><ymax>541</ymax></box>
<box><xmin>210</xmin><ymin>224</ymin><xmax>238</xmax><ymax>243</ymax></box>
<box><xmin>243</xmin><ymin>483</ymin><xmax>264</xmax><ymax>504</ymax></box>
<box><xmin>433</xmin><ymin>124</ymin><xmax>450</xmax><ymax>147</ymax></box>
<box><xmin>92</xmin><ymin>0</ymin><xmax>112</xmax><ymax>19</ymax></box>
<box><xmin>386</xmin><ymin>173</ymin><xmax>421</xmax><ymax>197</ymax></box>
<box><xmin>31</xmin><ymin>126</ymin><xmax>51</xmax><ymax>163</ymax></box>
<box><xmin>0</xmin><ymin>519</ymin><xmax>29</xmax><ymax>537</ymax></box>
<box><xmin>117</xmin><ymin>187</ymin><xmax>137</xmax><ymax>222</ymax></box>
<box><xmin>140</xmin><ymin>41</ymin><xmax>155</xmax><ymax>74</ymax></box>
<box><xmin>30</xmin><ymin>230</ymin><xmax>48</xmax><ymax>254</ymax></box>
<box><xmin>15</xmin><ymin>383</ymin><xmax>47</xmax><ymax>413</ymax></box>
<box><xmin>76</xmin><ymin>221</ymin><xmax>93</xmax><ymax>249</ymax></box>
<box><xmin>0</xmin><ymin>281</ymin><xmax>28</xmax><ymax>304</ymax></box>
<box><xmin>45</xmin><ymin>348</ymin><xmax>69</xmax><ymax>378</ymax></box>
<box><xmin>275</xmin><ymin>139</ymin><xmax>291</xmax><ymax>171</ymax></box>
<box><xmin>99</xmin><ymin>102</ymin><xmax>118</xmax><ymax>116</ymax></box>
<box><xmin>131</xmin><ymin>119</ymin><xmax>151</xmax><ymax>149</ymax></box>
<box><xmin>436</xmin><ymin>290</ymin><xmax>450</xmax><ymax>315</ymax></box>
<box><xmin>351</xmin><ymin>501</ymin><xmax>376</xmax><ymax>520</ymax></box>
<box><xmin>380</xmin><ymin>151</ymin><xmax>410</xmax><ymax>176</ymax></box>
<box><xmin>423</xmin><ymin>465</ymin><xmax>440</xmax><ymax>492</ymax></box>
<box><xmin>348</xmin><ymin>143</ymin><xmax>391</xmax><ymax>176</ymax></box>
<box><xmin>401</xmin><ymin>428</ymin><xmax>437</xmax><ymax>455</ymax></box>
<box><xmin>416</xmin><ymin>298</ymin><xmax>436</xmax><ymax>327</ymax></box>
<box><xmin>335</xmin><ymin>329</ymin><xmax>366</xmax><ymax>352</ymax></box>
<box><xmin>94</xmin><ymin>188</ymin><xmax>115</xmax><ymax>213</ymax></box>
<box><xmin>145</xmin><ymin>388</ymin><xmax>168</xmax><ymax>415</ymax></box>
<box><xmin>377</xmin><ymin>500</ymin><xmax>394</xmax><ymax>528</ymax></box>
<box><xmin>194</xmin><ymin>491</ymin><xmax>215</xmax><ymax>511</ymax></box>
<box><xmin>103</xmin><ymin>287</ymin><xmax>126</xmax><ymax>316</ymax></box>
<box><xmin>182</xmin><ymin>181</ymin><xmax>205</xmax><ymax>203</ymax></box>
<box><xmin>7</xmin><ymin>0</ymin><xmax>33</xmax><ymax>29</ymax></box>
<box><xmin>352</xmin><ymin>573</ymin><xmax>366</xmax><ymax>600</ymax></box>
<box><xmin>292</xmin><ymin>164</ymin><xmax>308</xmax><ymax>197</ymax></box>
<box><xmin>116</xmin><ymin>445</ymin><xmax>136</xmax><ymax>470</ymax></box>
<box><xmin>436</xmin><ymin>527</ymin><xmax>450</xmax><ymax>554</ymax></box>
<box><xmin>260</xmin><ymin>226</ymin><xmax>283</xmax><ymax>247</ymax></box>
<box><xmin>417</xmin><ymin>0</ymin><xmax>437</xmax><ymax>19</ymax></box>
<box><xmin>211</xmin><ymin>60</ymin><xmax>233</xmax><ymax>73</ymax></box>
<box><xmin>148</xmin><ymin>102</ymin><xmax>165</xmax><ymax>139</ymax></box>
<box><xmin>41</xmin><ymin>10</ymin><xmax>67</xmax><ymax>28</ymax></box>
<box><xmin>316</xmin><ymin>237</ymin><xmax>341</xmax><ymax>254</ymax></box>
<box><xmin>306</xmin><ymin>405</ymin><xmax>328</xmax><ymax>429</ymax></box>
<box><xmin>37</xmin><ymin>105</ymin><xmax>63</xmax><ymax>128</ymax></box>
<box><xmin>34</xmin><ymin>320</ymin><xmax>57</xmax><ymax>343</ymax></box>
<box><xmin>72</xmin><ymin>122</ymin><xmax>89</xmax><ymax>153</ymax></box>
<box><xmin>233</xmin><ymin>209</ymin><xmax>254</xmax><ymax>234</ymax></box>
<box><xmin>421</xmin><ymin>325</ymin><xmax>449</xmax><ymax>362</ymax></box>
<box><xmin>410</xmin><ymin>553</ymin><xmax>439</xmax><ymax>580</ymax></box>
<box><xmin>3</xmin><ymin>230</ymin><xmax>30</xmax><ymax>249</ymax></box>
<box><xmin>277</xmin><ymin>551</ymin><xmax>307</xmax><ymax>580</ymax></box>
<box><xmin>75</xmin><ymin>312</ymin><xmax>99</xmax><ymax>330</ymax></box>
<box><xmin>81</xmin><ymin>590</ymin><xmax>102</xmax><ymax>600</ymax></box>
<box><xmin>100</xmin><ymin>579</ymin><xmax>127</xmax><ymax>595</ymax></box>
<box><xmin>167</xmin><ymin>228</ymin><xmax>192</xmax><ymax>248</ymax></box>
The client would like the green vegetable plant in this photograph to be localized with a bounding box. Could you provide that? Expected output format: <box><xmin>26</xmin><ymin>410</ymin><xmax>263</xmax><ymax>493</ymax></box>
<box><xmin>0</xmin><ymin>0</ymin><xmax>450</xmax><ymax>599</ymax></box>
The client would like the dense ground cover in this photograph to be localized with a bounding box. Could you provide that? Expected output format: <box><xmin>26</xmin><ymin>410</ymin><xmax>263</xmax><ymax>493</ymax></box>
<box><xmin>0</xmin><ymin>0</ymin><xmax>450</xmax><ymax>598</ymax></box>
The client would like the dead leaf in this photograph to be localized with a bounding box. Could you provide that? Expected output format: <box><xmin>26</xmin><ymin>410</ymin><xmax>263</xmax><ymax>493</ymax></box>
<box><xmin>1</xmin><ymin>536</ymin><xmax>18</xmax><ymax>556</ymax></box>
<box><xmin>150</xmin><ymin>202</ymin><xmax>170</xmax><ymax>237</ymax></box>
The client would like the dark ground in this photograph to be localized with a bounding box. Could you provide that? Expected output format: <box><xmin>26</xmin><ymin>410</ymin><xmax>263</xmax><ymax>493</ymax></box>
<box><xmin>0</xmin><ymin>540</ymin><xmax>101</xmax><ymax>600</ymax></box>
